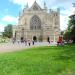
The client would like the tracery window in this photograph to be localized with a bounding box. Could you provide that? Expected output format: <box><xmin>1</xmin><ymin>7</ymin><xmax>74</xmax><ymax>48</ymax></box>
<box><xmin>30</xmin><ymin>15</ymin><xmax>41</xmax><ymax>30</ymax></box>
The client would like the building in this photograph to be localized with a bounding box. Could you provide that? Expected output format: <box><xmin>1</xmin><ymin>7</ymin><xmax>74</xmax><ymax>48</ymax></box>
<box><xmin>13</xmin><ymin>1</ymin><xmax>60</xmax><ymax>42</ymax></box>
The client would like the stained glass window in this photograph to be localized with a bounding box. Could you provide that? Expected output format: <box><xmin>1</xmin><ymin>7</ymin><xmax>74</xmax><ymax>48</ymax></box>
<box><xmin>30</xmin><ymin>15</ymin><xmax>41</xmax><ymax>30</ymax></box>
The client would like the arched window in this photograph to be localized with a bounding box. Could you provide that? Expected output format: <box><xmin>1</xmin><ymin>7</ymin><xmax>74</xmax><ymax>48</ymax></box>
<box><xmin>30</xmin><ymin>15</ymin><xmax>41</xmax><ymax>30</ymax></box>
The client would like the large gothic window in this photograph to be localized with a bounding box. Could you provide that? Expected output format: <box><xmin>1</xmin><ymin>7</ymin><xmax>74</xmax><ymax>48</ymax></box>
<box><xmin>30</xmin><ymin>15</ymin><xmax>41</xmax><ymax>30</ymax></box>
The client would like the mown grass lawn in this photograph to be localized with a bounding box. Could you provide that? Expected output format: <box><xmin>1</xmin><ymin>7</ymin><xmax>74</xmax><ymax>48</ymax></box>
<box><xmin>0</xmin><ymin>44</ymin><xmax>75</xmax><ymax>75</ymax></box>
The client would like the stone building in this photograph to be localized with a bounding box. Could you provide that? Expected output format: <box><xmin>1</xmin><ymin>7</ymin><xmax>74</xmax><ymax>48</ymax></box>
<box><xmin>13</xmin><ymin>1</ymin><xmax>60</xmax><ymax>42</ymax></box>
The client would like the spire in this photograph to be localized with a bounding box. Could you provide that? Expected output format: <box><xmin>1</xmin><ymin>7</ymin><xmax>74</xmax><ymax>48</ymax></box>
<box><xmin>57</xmin><ymin>8</ymin><xmax>60</xmax><ymax>13</ymax></box>
<box><xmin>44</xmin><ymin>2</ymin><xmax>46</xmax><ymax>7</ymax></box>
<box><xmin>19</xmin><ymin>11</ymin><xmax>21</xmax><ymax>17</ymax></box>
<box><xmin>26</xmin><ymin>2</ymin><xmax>29</xmax><ymax>8</ymax></box>
<box><xmin>34</xmin><ymin>0</ymin><xmax>36</xmax><ymax>3</ymax></box>
<box><xmin>44</xmin><ymin>2</ymin><xmax>47</xmax><ymax>9</ymax></box>
<box><xmin>23</xmin><ymin>2</ymin><xmax>28</xmax><ymax>10</ymax></box>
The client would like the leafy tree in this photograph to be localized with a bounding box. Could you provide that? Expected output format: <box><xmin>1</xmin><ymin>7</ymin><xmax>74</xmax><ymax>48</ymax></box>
<box><xmin>2</xmin><ymin>24</ymin><xmax>12</xmax><ymax>38</ymax></box>
<box><xmin>69</xmin><ymin>15</ymin><xmax>75</xmax><ymax>43</ymax></box>
<box><xmin>63</xmin><ymin>30</ymin><xmax>71</xmax><ymax>40</ymax></box>
<box><xmin>64</xmin><ymin>14</ymin><xmax>75</xmax><ymax>43</ymax></box>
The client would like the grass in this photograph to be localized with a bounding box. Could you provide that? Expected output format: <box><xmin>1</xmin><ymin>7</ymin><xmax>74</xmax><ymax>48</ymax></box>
<box><xmin>0</xmin><ymin>44</ymin><xmax>75</xmax><ymax>75</ymax></box>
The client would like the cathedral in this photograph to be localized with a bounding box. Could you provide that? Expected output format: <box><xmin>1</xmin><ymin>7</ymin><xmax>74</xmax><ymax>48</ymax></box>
<box><xmin>13</xmin><ymin>1</ymin><xmax>60</xmax><ymax>42</ymax></box>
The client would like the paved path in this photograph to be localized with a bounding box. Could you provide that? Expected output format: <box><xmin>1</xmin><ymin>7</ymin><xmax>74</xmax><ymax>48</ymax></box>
<box><xmin>0</xmin><ymin>42</ymin><xmax>57</xmax><ymax>53</ymax></box>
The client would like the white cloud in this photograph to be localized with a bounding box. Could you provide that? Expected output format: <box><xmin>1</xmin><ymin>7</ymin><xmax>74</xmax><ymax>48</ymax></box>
<box><xmin>60</xmin><ymin>15</ymin><xmax>68</xmax><ymax>31</ymax></box>
<box><xmin>9</xmin><ymin>0</ymin><xmax>45</xmax><ymax>9</ymax></box>
<box><xmin>9</xmin><ymin>0</ymin><xmax>75</xmax><ymax>31</ymax></box>
<box><xmin>0</xmin><ymin>23</ymin><xmax>5</xmax><ymax>32</ymax></box>
<box><xmin>0</xmin><ymin>15</ymin><xmax>18</xmax><ymax>32</ymax></box>
<box><xmin>2</xmin><ymin>15</ymin><xmax>18</xmax><ymax>24</ymax></box>
<box><xmin>9</xmin><ymin>0</ymin><xmax>36</xmax><ymax>9</ymax></box>
<box><xmin>68</xmin><ymin>6</ymin><xmax>75</xmax><ymax>16</ymax></box>
<box><xmin>60</xmin><ymin>5</ymin><xmax>75</xmax><ymax>30</ymax></box>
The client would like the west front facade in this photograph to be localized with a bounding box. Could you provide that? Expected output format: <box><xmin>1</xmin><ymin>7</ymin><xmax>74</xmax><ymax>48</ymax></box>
<box><xmin>13</xmin><ymin>1</ymin><xmax>60</xmax><ymax>42</ymax></box>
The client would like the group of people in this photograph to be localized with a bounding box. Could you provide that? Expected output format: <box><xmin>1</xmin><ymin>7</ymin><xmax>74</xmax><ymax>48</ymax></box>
<box><xmin>12</xmin><ymin>38</ymin><xmax>35</xmax><ymax>46</ymax></box>
<box><xmin>57</xmin><ymin>36</ymin><xmax>64</xmax><ymax>46</ymax></box>
<box><xmin>12</xmin><ymin>37</ymin><xmax>66</xmax><ymax>47</ymax></box>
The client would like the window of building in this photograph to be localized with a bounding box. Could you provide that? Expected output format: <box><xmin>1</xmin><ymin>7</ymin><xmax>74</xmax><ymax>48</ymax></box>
<box><xmin>30</xmin><ymin>15</ymin><xmax>41</xmax><ymax>30</ymax></box>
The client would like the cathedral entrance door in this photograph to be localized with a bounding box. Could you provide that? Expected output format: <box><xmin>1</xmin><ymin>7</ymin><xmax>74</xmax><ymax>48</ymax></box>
<box><xmin>33</xmin><ymin>36</ymin><xmax>37</xmax><ymax>42</ymax></box>
<box><xmin>21</xmin><ymin>37</ymin><xmax>24</xmax><ymax>43</ymax></box>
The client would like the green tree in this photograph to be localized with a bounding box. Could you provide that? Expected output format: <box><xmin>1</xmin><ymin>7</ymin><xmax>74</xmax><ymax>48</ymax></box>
<box><xmin>3</xmin><ymin>24</ymin><xmax>12</xmax><ymax>38</ymax></box>
<box><xmin>63</xmin><ymin>30</ymin><xmax>71</xmax><ymax>40</ymax></box>
<box><xmin>64</xmin><ymin>14</ymin><xmax>75</xmax><ymax>43</ymax></box>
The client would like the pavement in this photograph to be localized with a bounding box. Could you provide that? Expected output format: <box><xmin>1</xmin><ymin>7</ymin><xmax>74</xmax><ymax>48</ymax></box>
<box><xmin>0</xmin><ymin>42</ymin><xmax>57</xmax><ymax>53</ymax></box>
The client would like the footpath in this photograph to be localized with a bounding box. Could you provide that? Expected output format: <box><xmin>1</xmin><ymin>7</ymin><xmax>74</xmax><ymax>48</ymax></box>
<box><xmin>0</xmin><ymin>42</ymin><xmax>56</xmax><ymax>53</ymax></box>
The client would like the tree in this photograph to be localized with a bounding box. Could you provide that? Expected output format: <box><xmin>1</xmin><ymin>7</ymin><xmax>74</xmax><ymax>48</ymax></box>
<box><xmin>63</xmin><ymin>30</ymin><xmax>71</xmax><ymax>41</ymax></box>
<box><xmin>63</xmin><ymin>14</ymin><xmax>75</xmax><ymax>43</ymax></box>
<box><xmin>2</xmin><ymin>24</ymin><xmax>12</xmax><ymax>38</ymax></box>
<box><xmin>69</xmin><ymin>15</ymin><xmax>75</xmax><ymax>43</ymax></box>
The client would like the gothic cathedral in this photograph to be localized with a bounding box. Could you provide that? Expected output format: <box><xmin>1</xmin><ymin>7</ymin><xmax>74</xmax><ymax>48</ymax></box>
<box><xmin>13</xmin><ymin>1</ymin><xmax>60</xmax><ymax>42</ymax></box>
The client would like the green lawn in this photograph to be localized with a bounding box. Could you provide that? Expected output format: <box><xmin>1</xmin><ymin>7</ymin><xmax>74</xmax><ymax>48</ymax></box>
<box><xmin>0</xmin><ymin>44</ymin><xmax>75</xmax><ymax>75</ymax></box>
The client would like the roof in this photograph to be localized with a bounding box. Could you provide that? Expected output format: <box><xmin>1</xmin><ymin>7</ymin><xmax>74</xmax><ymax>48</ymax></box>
<box><xmin>28</xmin><ymin>1</ymin><xmax>42</xmax><ymax>11</ymax></box>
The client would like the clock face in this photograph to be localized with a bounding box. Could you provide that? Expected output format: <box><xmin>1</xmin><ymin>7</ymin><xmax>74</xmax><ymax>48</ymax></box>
<box><xmin>33</xmin><ymin>5</ymin><xmax>38</xmax><ymax>10</ymax></box>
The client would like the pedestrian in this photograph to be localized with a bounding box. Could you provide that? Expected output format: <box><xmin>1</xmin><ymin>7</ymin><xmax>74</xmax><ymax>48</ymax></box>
<box><xmin>28</xmin><ymin>40</ymin><xmax>31</xmax><ymax>46</ymax></box>
<box><xmin>29</xmin><ymin>42</ymin><xmax>30</xmax><ymax>46</ymax></box>
<box><xmin>17</xmin><ymin>40</ymin><xmax>20</xmax><ymax>44</ymax></box>
<box><xmin>25</xmin><ymin>40</ymin><xmax>27</xmax><ymax>46</ymax></box>
<box><xmin>48</xmin><ymin>40</ymin><xmax>50</xmax><ymax>44</ymax></box>
<box><xmin>32</xmin><ymin>40</ymin><xmax>34</xmax><ymax>45</ymax></box>
<box><xmin>12</xmin><ymin>37</ymin><xmax>16</xmax><ymax>44</ymax></box>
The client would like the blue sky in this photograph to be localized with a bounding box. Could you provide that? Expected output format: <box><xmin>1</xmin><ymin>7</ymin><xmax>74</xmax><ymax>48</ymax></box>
<box><xmin>0</xmin><ymin>0</ymin><xmax>75</xmax><ymax>32</ymax></box>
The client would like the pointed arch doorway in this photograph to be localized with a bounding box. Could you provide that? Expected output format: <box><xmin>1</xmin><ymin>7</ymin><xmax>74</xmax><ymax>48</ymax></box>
<box><xmin>33</xmin><ymin>36</ymin><xmax>37</xmax><ymax>42</ymax></box>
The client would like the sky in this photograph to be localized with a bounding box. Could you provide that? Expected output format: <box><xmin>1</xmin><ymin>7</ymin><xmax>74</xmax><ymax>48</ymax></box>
<box><xmin>0</xmin><ymin>0</ymin><xmax>75</xmax><ymax>32</ymax></box>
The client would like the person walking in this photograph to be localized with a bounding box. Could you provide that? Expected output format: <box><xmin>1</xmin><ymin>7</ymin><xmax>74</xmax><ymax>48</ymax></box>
<box><xmin>28</xmin><ymin>40</ymin><xmax>31</xmax><ymax>46</ymax></box>
<box><xmin>32</xmin><ymin>40</ymin><xmax>34</xmax><ymax>45</ymax></box>
<box><xmin>24</xmin><ymin>40</ymin><xmax>27</xmax><ymax>46</ymax></box>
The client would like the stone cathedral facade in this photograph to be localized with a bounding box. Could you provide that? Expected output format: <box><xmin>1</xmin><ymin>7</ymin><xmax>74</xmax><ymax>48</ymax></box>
<box><xmin>13</xmin><ymin>1</ymin><xmax>60</xmax><ymax>42</ymax></box>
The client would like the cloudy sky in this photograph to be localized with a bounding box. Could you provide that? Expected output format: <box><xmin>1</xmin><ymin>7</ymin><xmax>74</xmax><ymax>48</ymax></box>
<box><xmin>0</xmin><ymin>0</ymin><xmax>75</xmax><ymax>32</ymax></box>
